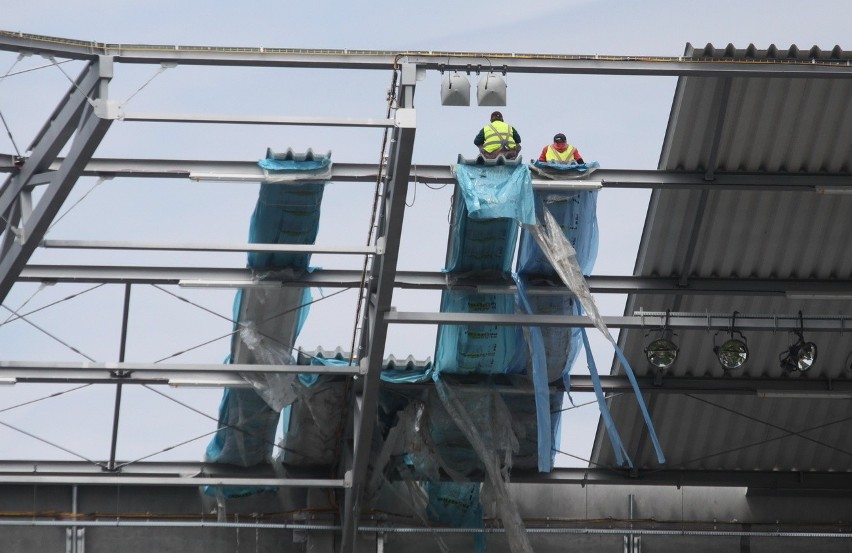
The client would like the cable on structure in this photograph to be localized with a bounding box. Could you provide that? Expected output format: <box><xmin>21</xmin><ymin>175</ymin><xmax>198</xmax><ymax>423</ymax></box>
<box><xmin>0</xmin><ymin>53</ymin><xmax>25</xmax><ymax>157</ymax></box>
<box><xmin>150</xmin><ymin>286</ymin><xmax>353</xmax><ymax>364</ymax></box>
<box><xmin>119</xmin><ymin>63</ymin><xmax>172</xmax><ymax>108</ymax></box>
<box><xmin>0</xmin><ymin>418</ymin><xmax>107</xmax><ymax>469</ymax></box>
<box><xmin>1</xmin><ymin>304</ymin><xmax>97</xmax><ymax>361</ymax></box>
<box><xmin>47</xmin><ymin>176</ymin><xmax>110</xmax><ymax>232</ymax></box>
<box><xmin>347</xmin><ymin>66</ymin><xmax>399</xmax><ymax>366</ymax></box>
<box><xmin>685</xmin><ymin>393</ymin><xmax>852</xmax><ymax>459</ymax></box>
<box><xmin>0</xmin><ymin>283</ymin><xmax>106</xmax><ymax>328</ymax></box>
<box><xmin>0</xmin><ymin>383</ymin><xmax>92</xmax><ymax>415</ymax></box>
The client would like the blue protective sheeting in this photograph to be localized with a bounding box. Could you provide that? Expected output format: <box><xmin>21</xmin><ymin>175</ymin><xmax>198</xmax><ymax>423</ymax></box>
<box><xmin>247</xmin><ymin>182</ymin><xmax>325</xmax><ymax>270</ymax></box>
<box><xmin>434</xmin><ymin>291</ymin><xmax>527</xmax><ymax>374</ymax></box>
<box><xmin>435</xmin><ymin>187</ymin><xmax>526</xmax><ymax>376</ymax></box>
<box><xmin>453</xmin><ymin>163</ymin><xmax>535</xmax><ymax>225</ymax></box>
<box><xmin>518</xmin><ymin>190</ymin><xmax>599</xmax><ymax>276</ymax></box>
<box><xmin>205</xmin><ymin>154</ymin><xmax>328</xmax><ymax>485</ymax></box>
<box><xmin>515</xmin><ymin>189</ymin><xmax>599</xmax><ymax>471</ymax></box>
<box><xmin>426</xmin><ymin>482</ymin><xmax>486</xmax><ymax>552</ymax></box>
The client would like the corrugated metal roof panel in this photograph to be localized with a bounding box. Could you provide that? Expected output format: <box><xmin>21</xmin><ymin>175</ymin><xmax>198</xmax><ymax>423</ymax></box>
<box><xmin>592</xmin><ymin>43</ymin><xmax>852</xmax><ymax>474</ymax></box>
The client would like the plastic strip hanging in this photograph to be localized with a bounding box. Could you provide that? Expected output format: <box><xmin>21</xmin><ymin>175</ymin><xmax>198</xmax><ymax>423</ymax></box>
<box><xmin>580</xmin><ymin>327</ymin><xmax>630</xmax><ymax>467</ymax></box>
<box><xmin>513</xmin><ymin>275</ymin><xmax>553</xmax><ymax>472</ymax></box>
<box><xmin>525</xmin><ymin>206</ymin><xmax>665</xmax><ymax>465</ymax></box>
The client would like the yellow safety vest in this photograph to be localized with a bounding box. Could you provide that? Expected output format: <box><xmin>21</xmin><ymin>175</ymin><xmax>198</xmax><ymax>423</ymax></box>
<box><xmin>482</xmin><ymin>121</ymin><xmax>517</xmax><ymax>153</ymax></box>
<box><xmin>545</xmin><ymin>144</ymin><xmax>576</xmax><ymax>163</ymax></box>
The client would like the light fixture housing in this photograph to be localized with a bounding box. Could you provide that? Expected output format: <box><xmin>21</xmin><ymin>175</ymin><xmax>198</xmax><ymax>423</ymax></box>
<box><xmin>477</xmin><ymin>73</ymin><xmax>507</xmax><ymax>106</ymax></box>
<box><xmin>779</xmin><ymin>311</ymin><xmax>817</xmax><ymax>372</ymax></box>
<box><xmin>780</xmin><ymin>335</ymin><xmax>818</xmax><ymax>372</ymax></box>
<box><xmin>645</xmin><ymin>337</ymin><xmax>679</xmax><ymax>370</ymax></box>
<box><xmin>440</xmin><ymin>72</ymin><xmax>470</xmax><ymax>106</ymax></box>
<box><xmin>713</xmin><ymin>328</ymin><xmax>749</xmax><ymax>371</ymax></box>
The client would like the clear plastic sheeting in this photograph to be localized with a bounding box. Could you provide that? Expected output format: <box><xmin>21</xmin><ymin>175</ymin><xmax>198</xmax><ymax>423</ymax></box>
<box><xmin>277</xmin><ymin>375</ymin><xmax>347</xmax><ymax>469</ymax></box>
<box><xmin>433</xmin><ymin>380</ymin><xmax>533</xmax><ymax>553</ymax></box>
<box><xmin>525</xmin><ymin>206</ymin><xmax>666</xmax><ymax>466</ymax></box>
<box><xmin>206</xmin><ymin>152</ymin><xmax>330</xmax><ymax>475</ymax></box>
<box><xmin>515</xmin><ymin>190</ymin><xmax>600</xmax><ymax>470</ymax></box>
<box><xmin>452</xmin><ymin>163</ymin><xmax>535</xmax><ymax>225</ymax></box>
<box><xmin>370</xmin><ymin>384</ymin><xmax>537</xmax><ymax>553</ymax></box>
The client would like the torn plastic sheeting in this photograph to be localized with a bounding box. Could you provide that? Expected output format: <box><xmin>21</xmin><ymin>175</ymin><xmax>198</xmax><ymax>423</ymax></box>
<box><xmin>206</xmin><ymin>154</ymin><xmax>328</xmax><ymax>474</ymax></box>
<box><xmin>276</xmin><ymin>376</ymin><xmax>347</xmax><ymax>468</ymax></box>
<box><xmin>452</xmin><ymin>162</ymin><xmax>535</xmax><ymax>226</ymax></box>
<box><xmin>370</xmin><ymin>387</ymin><xmax>529</xmax><ymax>553</ymax></box>
<box><xmin>427</xmin><ymin>482</ymin><xmax>486</xmax><ymax>553</ymax></box>
<box><xmin>432</xmin><ymin>378</ymin><xmax>533</xmax><ymax>553</ymax></box>
<box><xmin>526</xmin><ymin>206</ymin><xmax>666</xmax><ymax>466</ymax></box>
<box><xmin>514</xmin><ymin>190</ymin><xmax>599</xmax><ymax>471</ymax></box>
<box><xmin>517</xmin><ymin>190</ymin><xmax>599</xmax><ymax>277</ymax></box>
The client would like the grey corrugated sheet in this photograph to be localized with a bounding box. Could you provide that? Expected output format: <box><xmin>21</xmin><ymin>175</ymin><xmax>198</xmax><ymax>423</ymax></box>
<box><xmin>591</xmin><ymin>43</ymin><xmax>852</xmax><ymax>473</ymax></box>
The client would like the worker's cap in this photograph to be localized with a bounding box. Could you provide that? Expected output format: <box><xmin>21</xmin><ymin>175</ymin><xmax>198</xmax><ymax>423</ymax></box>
<box><xmin>553</xmin><ymin>133</ymin><xmax>567</xmax><ymax>143</ymax></box>
<box><xmin>490</xmin><ymin>111</ymin><xmax>503</xmax><ymax>121</ymax></box>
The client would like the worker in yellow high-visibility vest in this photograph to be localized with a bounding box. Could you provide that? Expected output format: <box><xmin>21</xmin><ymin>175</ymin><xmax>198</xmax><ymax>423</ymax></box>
<box><xmin>474</xmin><ymin>111</ymin><xmax>522</xmax><ymax>160</ymax></box>
<box><xmin>538</xmin><ymin>133</ymin><xmax>584</xmax><ymax>164</ymax></box>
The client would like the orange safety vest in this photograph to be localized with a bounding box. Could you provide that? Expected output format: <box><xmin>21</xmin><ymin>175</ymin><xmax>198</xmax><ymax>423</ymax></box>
<box><xmin>545</xmin><ymin>144</ymin><xmax>576</xmax><ymax>163</ymax></box>
<box><xmin>482</xmin><ymin>121</ymin><xmax>517</xmax><ymax>153</ymax></box>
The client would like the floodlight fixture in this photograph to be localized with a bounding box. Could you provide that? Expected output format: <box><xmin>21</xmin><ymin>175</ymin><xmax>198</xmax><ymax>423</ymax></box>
<box><xmin>440</xmin><ymin>71</ymin><xmax>470</xmax><ymax>106</ymax></box>
<box><xmin>713</xmin><ymin>311</ymin><xmax>749</xmax><ymax>371</ymax></box>
<box><xmin>477</xmin><ymin>73</ymin><xmax>507</xmax><ymax>106</ymax></box>
<box><xmin>779</xmin><ymin>311</ymin><xmax>818</xmax><ymax>372</ymax></box>
<box><xmin>644</xmin><ymin>310</ymin><xmax>678</xmax><ymax>370</ymax></box>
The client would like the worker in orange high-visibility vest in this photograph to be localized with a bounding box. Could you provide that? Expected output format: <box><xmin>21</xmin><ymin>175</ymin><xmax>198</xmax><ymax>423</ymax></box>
<box><xmin>538</xmin><ymin>133</ymin><xmax>584</xmax><ymax>164</ymax></box>
<box><xmin>474</xmin><ymin>111</ymin><xmax>522</xmax><ymax>159</ymax></box>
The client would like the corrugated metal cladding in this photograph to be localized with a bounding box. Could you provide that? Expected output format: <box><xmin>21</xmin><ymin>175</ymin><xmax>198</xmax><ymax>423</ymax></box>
<box><xmin>591</xmin><ymin>44</ymin><xmax>852</xmax><ymax>473</ymax></box>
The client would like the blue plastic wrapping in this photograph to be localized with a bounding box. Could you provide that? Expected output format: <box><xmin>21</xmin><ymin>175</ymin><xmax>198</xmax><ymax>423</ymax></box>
<box><xmin>514</xmin><ymin>189</ymin><xmax>600</xmax><ymax>472</ymax></box>
<box><xmin>436</xmin><ymin>188</ymin><xmax>526</xmax><ymax>377</ymax></box>
<box><xmin>517</xmin><ymin>190</ymin><xmax>599</xmax><ymax>277</ymax></box>
<box><xmin>247</xmin><ymin>181</ymin><xmax>326</xmax><ymax>270</ymax></box>
<box><xmin>525</xmin><ymin>206</ymin><xmax>666</xmax><ymax>466</ymax></box>
<box><xmin>452</xmin><ymin>163</ymin><xmax>535</xmax><ymax>226</ymax></box>
<box><xmin>530</xmin><ymin>160</ymin><xmax>600</xmax><ymax>176</ymax></box>
<box><xmin>426</xmin><ymin>482</ymin><xmax>485</xmax><ymax>552</ymax></box>
<box><xmin>434</xmin><ymin>291</ymin><xmax>526</xmax><ymax>375</ymax></box>
<box><xmin>205</xmin><ymin>154</ymin><xmax>330</xmax><ymax>487</ymax></box>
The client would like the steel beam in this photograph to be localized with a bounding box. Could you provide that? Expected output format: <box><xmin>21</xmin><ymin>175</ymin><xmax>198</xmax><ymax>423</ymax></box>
<box><xmin>0</xmin><ymin>474</ymin><xmax>346</xmax><ymax>487</ymax></box>
<box><xmin>2</xmin><ymin>30</ymin><xmax>852</xmax><ymax>79</ymax></box>
<box><xmin>0</xmin><ymin>58</ymin><xmax>113</xmax><ymax>305</ymax></box>
<box><xmin>384</xmin><ymin>311</ymin><xmax>852</xmax><ymax>333</ymax></box>
<box><xmin>116</xmin><ymin>112</ymin><xmax>394</xmax><ymax>128</ymax></box>
<box><xmin>510</xmin><ymin>467</ymin><xmax>852</xmax><ymax>490</ymax></box>
<box><xmin>5</xmin><ymin>155</ymin><xmax>852</xmax><ymax>191</ymax></box>
<box><xmin>339</xmin><ymin>70</ymin><xmax>417</xmax><ymax>553</ymax></box>
<box><xmin>567</xmin><ymin>375</ymin><xmax>852</xmax><ymax>396</ymax></box>
<box><xmin>15</xmin><ymin>265</ymin><xmax>852</xmax><ymax>297</ymax></box>
<box><xmin>0</xmin><ymin>459</ymin><xmax>847</xmax><ymax>490</ymax></box>
<box><xmin>40</xmin><ymin>239</ymin><xmax>378</xmax><ymax>255</ymax></box>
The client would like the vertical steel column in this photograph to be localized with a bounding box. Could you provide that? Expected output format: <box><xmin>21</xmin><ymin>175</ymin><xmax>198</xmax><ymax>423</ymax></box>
<box><xmin>107</xmin><ymin>283</ymin><xmax>132</xmax><ymax>471</ymax></box>
<box><xmin>338</xmin><ymin>63</ymin><xmax>417</xmax><ymax>553</ymax></box>
<box><xmin>0</xmin><ymin>56</ymin><xmax>114</xmax><ymax>304</ymax></box>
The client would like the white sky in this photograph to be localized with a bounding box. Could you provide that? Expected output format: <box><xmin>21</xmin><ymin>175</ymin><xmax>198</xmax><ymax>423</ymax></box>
<box><xmin>1</xmin><ymin>1</ymin><xmax>849</xmax><ymax>469</ymax></box>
